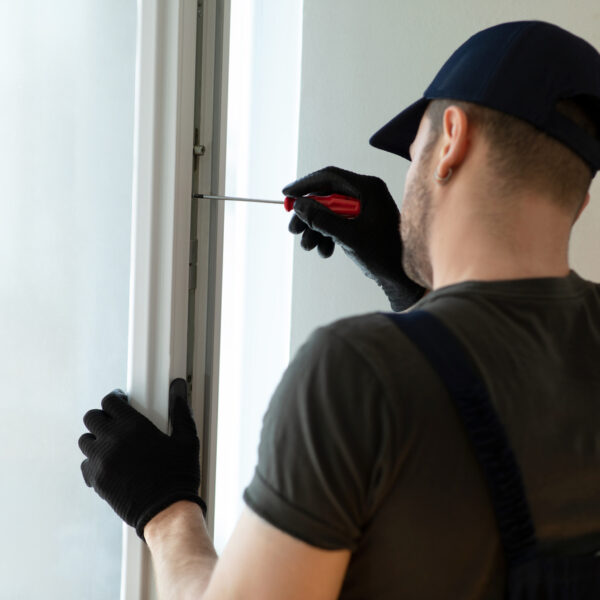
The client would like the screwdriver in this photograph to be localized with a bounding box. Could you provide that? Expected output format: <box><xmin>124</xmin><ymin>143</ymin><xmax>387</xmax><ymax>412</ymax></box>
<box><xmin>193</xmin><ymin>193</ymin><xmax>361</xmax><ymax>218</ymax></box>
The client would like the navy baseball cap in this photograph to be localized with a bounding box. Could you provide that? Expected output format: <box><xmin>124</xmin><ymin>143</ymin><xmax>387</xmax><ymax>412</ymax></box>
<box><xmin>369</xmin><ymin>21</ymin><xmax>600</xmax><ymax>173</ymax></box>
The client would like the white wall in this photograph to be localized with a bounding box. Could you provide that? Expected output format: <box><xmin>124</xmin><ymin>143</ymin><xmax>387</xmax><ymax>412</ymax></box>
<box><xmin>290</xmin><ymin>0</ymin><xmax>600</xmax><ymax>353</ymax></box>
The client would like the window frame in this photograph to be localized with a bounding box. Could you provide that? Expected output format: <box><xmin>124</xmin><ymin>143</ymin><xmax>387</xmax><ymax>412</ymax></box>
<box><xmin>121</xmin><ymin>0</ymin><xmax>229</xmax><ymax>597</ymax></box>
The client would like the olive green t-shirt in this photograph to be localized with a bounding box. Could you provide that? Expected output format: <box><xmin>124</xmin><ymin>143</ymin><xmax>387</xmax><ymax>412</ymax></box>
<box><xmin>243</xmin><ymin>271</ymin><xmax>600</xmax><ymax>599</ymax></box>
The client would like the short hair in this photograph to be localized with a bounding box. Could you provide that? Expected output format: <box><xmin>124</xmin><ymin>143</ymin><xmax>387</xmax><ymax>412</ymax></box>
<box><xmin>425</xmin><ymin>98</ymin><xmax>597</xmax><ymax>215</ymax></box>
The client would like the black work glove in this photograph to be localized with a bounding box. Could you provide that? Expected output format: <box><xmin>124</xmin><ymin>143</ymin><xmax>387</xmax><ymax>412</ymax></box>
<box><xmin>79</xmin><ymin>379</ymin><xmax>206</xmax><ymax>540</ymax></box>
<box><xmin>284</xmin><ymin>166</ymin><xmax>426</xmax><ymax>311</ymax></box>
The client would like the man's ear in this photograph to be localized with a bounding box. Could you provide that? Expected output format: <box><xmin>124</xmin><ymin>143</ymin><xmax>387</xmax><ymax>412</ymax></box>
<box><xmin>436</xmin><ymin>106</ymin><xmax>469</xmax><ymax>179</ymax></box>
<box><xmin>573</xmin><ymin>192</ymin><xmax>590</xmax><ymax>223</ymax></box>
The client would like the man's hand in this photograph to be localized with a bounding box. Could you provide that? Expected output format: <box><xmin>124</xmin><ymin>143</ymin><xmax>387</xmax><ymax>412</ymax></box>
<box><xmin>79</xmin><ymin>379</ymin><xmax>206</xmax><ymax>539</ymax></box>
<box><xmin>284</xmin><ymin>166</ymin><xmax>425</xmax><ymax>311</ymax></box>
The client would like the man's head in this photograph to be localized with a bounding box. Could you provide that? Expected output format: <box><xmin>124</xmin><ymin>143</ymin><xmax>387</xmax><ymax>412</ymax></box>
<box><xmin>371</xmin><ymin>21</ymin><xmax>600</xmax><ymax>289</ymax></box>
<box><xmin>370</xmin><ymin>21</ymin><xmax>600</xmax><ymax>174</ymax></box>
<box><xmin>399</xmin><ymin>97</ymin><xmax>597</xmax><ymax>288</ymax></box>
<box><xmin>423</xmin><ymin>97</ymin><xmax>597</xmax><ymax>217</ymax></box>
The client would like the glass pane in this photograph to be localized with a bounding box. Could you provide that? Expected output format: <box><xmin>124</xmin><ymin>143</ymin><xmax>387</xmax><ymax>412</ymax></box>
<box><xmin>0</xmin><ymin>2</ymin><xmax>136</xmax><ymax>597</ymax></box>
<box><xmin>213</xmin><ymin>0</ymin><xmax>303</xmax><ymax>552</ymax></box>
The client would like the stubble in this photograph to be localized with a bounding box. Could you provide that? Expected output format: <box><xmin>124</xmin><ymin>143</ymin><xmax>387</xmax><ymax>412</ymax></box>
<box><xmin>400</xmin><ymin>158</ymin><xmax>435</xmax><ymax>289</ymax></box>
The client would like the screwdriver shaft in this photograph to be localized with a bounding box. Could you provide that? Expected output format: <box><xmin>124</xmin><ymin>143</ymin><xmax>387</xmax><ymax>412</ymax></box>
<box><xmin>193</xmin><ymin>193</ymin><xmax>284</xmax><ymax>206</ymax></box>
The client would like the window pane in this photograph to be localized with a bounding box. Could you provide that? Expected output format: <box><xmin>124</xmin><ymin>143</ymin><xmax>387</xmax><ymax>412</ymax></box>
<box><xmin>213</xmin><ymin>0</ymin><xmax>303</xmax><ymax>552</ymax></box>
<box><xmin>0</xmin><ymin>2</ymin><xmax>136</xmax><ymax>596</ymax></box>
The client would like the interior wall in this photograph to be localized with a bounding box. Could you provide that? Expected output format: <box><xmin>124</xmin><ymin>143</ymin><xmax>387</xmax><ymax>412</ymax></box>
<box><xmin>290</xmin><ymin>0</ymin><xmax>600</xmax><ymax>354</ymax></box>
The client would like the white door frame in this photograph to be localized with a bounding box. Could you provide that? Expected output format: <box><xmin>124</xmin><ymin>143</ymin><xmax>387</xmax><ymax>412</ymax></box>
<box><xmin>121</xmin><ymin>0</ymin><xmax>229</xmax><ymax>597</ymax></box>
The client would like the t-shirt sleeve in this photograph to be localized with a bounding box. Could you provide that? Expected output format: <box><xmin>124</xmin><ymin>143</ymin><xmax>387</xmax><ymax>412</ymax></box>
<box><xmin>243</xmin><ymin>324</ymin><xmax>400</xmax><ymax>551</ymax></box>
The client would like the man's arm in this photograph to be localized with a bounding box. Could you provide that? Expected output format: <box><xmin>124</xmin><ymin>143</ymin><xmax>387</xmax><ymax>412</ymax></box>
<box><xmin>144</xmin><ymin>501</ymin><xmax>217</xmax><ymax>600</ymax></box>
<box><xmin>145</xmin><ymin>502</ymin><xmax>350</xmax><ymax>600</ymax></box>
<box><xmin>79</xmin><ymin>381</ymin><xmax>350</xmax><ymax>600</ymax></box>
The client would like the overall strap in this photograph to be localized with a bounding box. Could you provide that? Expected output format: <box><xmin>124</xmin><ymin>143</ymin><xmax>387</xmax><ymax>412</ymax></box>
<box><xmin>386</xmin><ymin>310</ymin><xmax>537</xmax><ymax>565</ymax></box>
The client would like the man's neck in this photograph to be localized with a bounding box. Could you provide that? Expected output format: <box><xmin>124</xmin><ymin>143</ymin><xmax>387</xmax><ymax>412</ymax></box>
<box><xmin>429</xmin><ymin>191</ymin><xmax>573</xmax><ymax>290</ymax></box>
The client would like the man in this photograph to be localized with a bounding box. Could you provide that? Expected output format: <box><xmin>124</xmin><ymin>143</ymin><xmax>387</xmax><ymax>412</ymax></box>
<box><xmin>80</xmin><ymin>21</ymin><xmax>600</xmax><ymax>598</ymax></box>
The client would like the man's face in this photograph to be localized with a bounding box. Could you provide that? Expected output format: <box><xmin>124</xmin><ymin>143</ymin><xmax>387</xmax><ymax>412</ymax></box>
<box><xmin>400</xmin><ymin>115</ymin><xmax>438</xmax><ymax>289</ymax></box>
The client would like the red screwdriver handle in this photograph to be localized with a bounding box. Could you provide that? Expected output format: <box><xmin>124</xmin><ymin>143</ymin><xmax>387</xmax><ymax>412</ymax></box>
<box><xmin>284</xmin><ymin>193</ymin><xmax>360</xmax><ymax>218</ymax></box>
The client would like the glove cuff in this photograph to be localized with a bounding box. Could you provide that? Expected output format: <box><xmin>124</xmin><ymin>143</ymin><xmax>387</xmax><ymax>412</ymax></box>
<box><xmin>136</xmin><ymin>493</ymin><xmax>208</xmax><ymax>541</ymax></box>
<box><xmin>376</xmin><ymin>273</ymin><xmax>426</xmax><ymax>312</ymax></box>
<box><xmin>351</xmin><ymin>257</ymin><xmax>425</xmax><ymax>311</ymax></box>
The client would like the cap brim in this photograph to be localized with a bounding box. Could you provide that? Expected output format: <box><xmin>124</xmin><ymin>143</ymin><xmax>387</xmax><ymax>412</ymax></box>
<box><xmin>369</xmin><ymin>97</ymin><xmax>429</xmax><ymax>160</ymax></box>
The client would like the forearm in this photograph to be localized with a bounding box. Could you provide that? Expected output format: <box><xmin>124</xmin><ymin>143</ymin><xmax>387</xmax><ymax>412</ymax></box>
<box><xmin>145</xmin><ymin>500</ymin><xmax>218</xmax><ymax>600</ymax></box>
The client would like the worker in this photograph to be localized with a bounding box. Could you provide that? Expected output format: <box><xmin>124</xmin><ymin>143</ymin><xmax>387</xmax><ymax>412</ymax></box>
<box><xmin>79</xmin><ymin>21</ymin><xmax>600</xmax><ymax>598</ymax></box>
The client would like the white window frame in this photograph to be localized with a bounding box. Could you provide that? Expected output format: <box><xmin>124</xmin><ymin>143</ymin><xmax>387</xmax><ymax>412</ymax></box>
<box><xmin>121</xmin><ymin>0</ymin><xmax>229</xmax><ymax>597</ymax></box>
